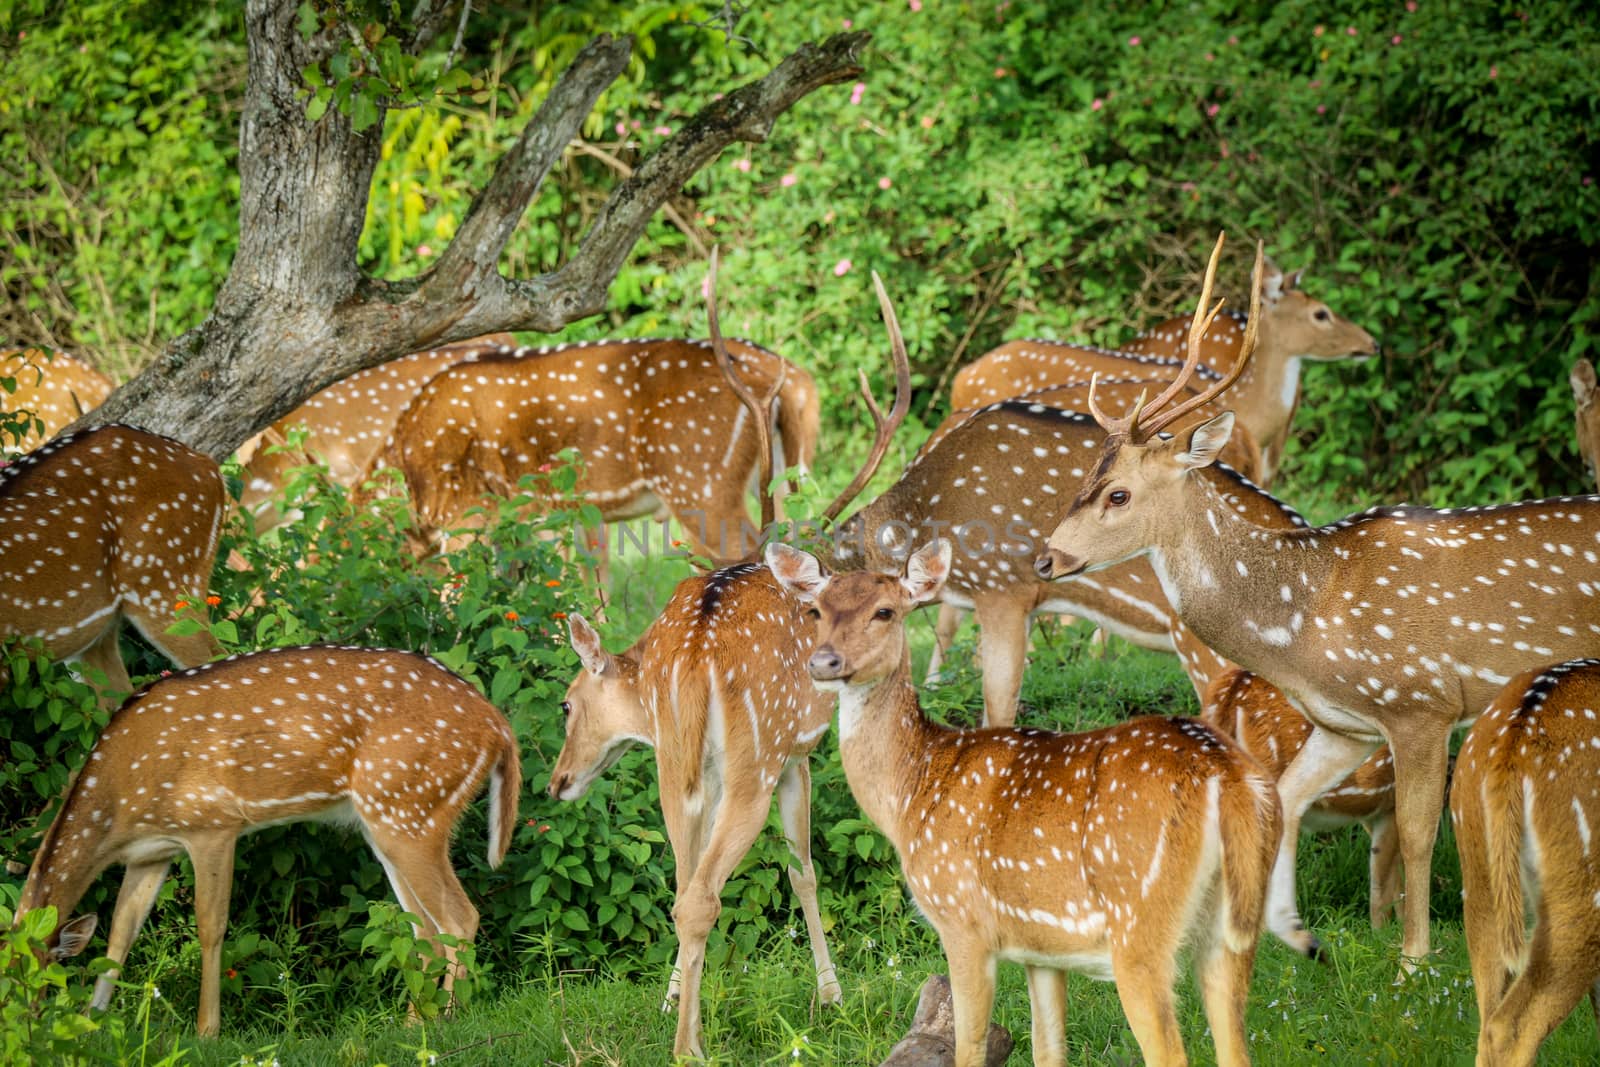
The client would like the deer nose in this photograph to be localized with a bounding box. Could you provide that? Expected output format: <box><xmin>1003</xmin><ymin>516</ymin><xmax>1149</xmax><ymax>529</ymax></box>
<box><xmin>547</xmin><ymin>774</ymin><xmax>568</xmax><ymax>799</ymax></box>
<box><xmin>808</xmin><ymin>648</ymin><xmax>845</xmax><ymax>680</ymax></box>
<box><xmin>1035</xmin><ymin>549</ymin><xmax>1080</xmax><ymax>580</ymax></box>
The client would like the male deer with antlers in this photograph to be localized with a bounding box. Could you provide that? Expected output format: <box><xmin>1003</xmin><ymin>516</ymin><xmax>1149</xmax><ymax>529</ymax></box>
<box><xmin>1038</xmin><ymin>232</ymin><xmax>1600</xmax><ymax>968</ymax></box>
<box><xmin>237</xmin><ymin>334</ymin><xmax>514</xmax><ymax>532</ymax></box>
<box><xmin>365</xmin><ymin>332</ymin><xmax>818</xmax><ymax>564</ymax></box>
<box><xmin>767</xmin><ymin>538</ymin><xmax>1281</xmax><ymax>1067</ymax></box>
<box><xmin>1451</xmin><ymin>657</ymin><xmax>1600</xmax><ymax>1066</ymax></box>
<box><xmin>0</xmin><ymin>425</ymin><xmax>225</xmax><ymax>705</ymax></box>
<box><xmin>15</xmin><ymin>645</ymin><xmax>521</xmax><ymax>1036</ymax></box>
<box><xmin>547</xmin><ymin>254</ymin><xmax>908</xmax><ymax>1061</ymax></box>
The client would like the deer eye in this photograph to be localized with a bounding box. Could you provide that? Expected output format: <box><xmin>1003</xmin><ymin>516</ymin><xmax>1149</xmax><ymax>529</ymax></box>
<box><xmin>873</xmin><ymin>607</ymin><xmax>895</xmax><ymax>621</ymax></box>
<box><xmin>560</xmin><ymin>701</ymin><xmax>572</xmax><ymax>717</ymax></box>
<box><xmin>805</xmin><ymin>606</ymin><xmax>821</xmax><ymax>620</ymax></box>
<box><xmin>1313</xmin><ymin>308</ymin><xmax>1331</xmax><ymax>322</ymax></box>
<box><xmin>1108</xmin><ymin>489</ymin><xmax>1131</xmax><ymax>507</ymax></box>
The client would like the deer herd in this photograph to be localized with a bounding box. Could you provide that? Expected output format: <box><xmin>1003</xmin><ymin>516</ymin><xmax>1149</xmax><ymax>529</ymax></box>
<box><xmin>3</xmin><ymin>231</ymin><xmax>1599</xmax><ymax>1066</ymax></box>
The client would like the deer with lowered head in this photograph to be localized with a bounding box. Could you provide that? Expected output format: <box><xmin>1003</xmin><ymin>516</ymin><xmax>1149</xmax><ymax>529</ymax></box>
<box><xmin>1450</xmin><ymin>657</ymin><xmax>1600</xmax><ymax>1066</ymax></box>
<box><xmin>1038</xmin><ymin>231</ymin><xmax>1600</xmax><ymax>970</ymax></box>
<box><xmin>545</xmin><ymin>254</ymin><xmax>909</xmax><ymax>1061</ymax></box>
<box><xmin>13</xmin><ymin>645</ymin><xmax>522</xmax><ymax>1036</ymax></box>
<box><xmin>767</xmin><ymin>537</ymin><xmax>1281</xmax><ymax>1067</ymax></box>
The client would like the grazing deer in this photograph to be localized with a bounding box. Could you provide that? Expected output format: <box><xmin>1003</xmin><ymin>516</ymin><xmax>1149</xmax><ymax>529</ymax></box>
<box><xmin>767</xmin><ymin>538</ymin><xmax>1281</xmax><ymax>1067</ymax></box>
<box><xmin>0</xmin><ymin>425</ymin><xmax>225</xmax><ymax>705</ymax></box>
<box><xmin>237</xmin><ymin>334</ymin><xmax>514</xmax><ymax>531</ymax></box>
<box><xmin>1038</xmin><ymin>232</ymin><xmax>1600</xmax><ymax>968</ymax></box>
<box><xmin>952</xmin><ymin>257</ymin><xmax>1378</xmax><ymax>484</ymax></box>
<box><xmin>546</xmin><ymin>257</ymin><xmax>909</xmax><ymax>1061</ymax></box>
<box><xmin>365</xmin><ymin>335</ymin><xmax>818</xmax><ymax>562</ymax></box>
<box><xmin>14</xmin><ymin>645</ymin><xmax>522</xmax><ymax>1037</ymax></box>
<box><xmin>1451</xmin><ymin>658</ymin><xmax>1600</xmax><ymax>1067</ymax></box>
<box><xmin>1202</xmin><ymin>667</ymin><xmax>1399</xmax><ymax>929</ymax></box>
<box><xmin>1572</xmin><ymin>359</ymin><xmax>1599</xmax><ymax>490</ymax></box>
<box><xmin>1</xmin><ymin>347</ymin><xmax>114</xmax><ymax>454</ymax></box>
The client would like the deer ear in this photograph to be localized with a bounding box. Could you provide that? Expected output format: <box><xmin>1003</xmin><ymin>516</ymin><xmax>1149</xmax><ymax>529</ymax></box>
<box><xmin>765</xmin><ymin>543</ymin><xmax>831</xmax><ymax>603</ymax></box>
<box><xmin>1261</xmin><ymin>258</ymin><xmax>1286</xmax><ymax>302</ymax></box>
<box><xmin>52</xmin><ymin>913</ymin><xmax>98</xmax><ymax>960</ymax></box>
<box><xmin>902</xmin><ymin>540</ymin><xmax>953</xmax><ymax>605</ymax></box>
<box><xmin>1572</xmin><ymin>360</ymin><xmax>1597</xmax><ymax>408</ymax></box>
<box><xmin>1177</xmin><ymin>412</ymin><xmax>1235</xmax><ymax>469</ymax></box>
<box><xmin>566</xmin><ymin>615</ymin><xmax>611</xmax><ymax>677</ymax></box>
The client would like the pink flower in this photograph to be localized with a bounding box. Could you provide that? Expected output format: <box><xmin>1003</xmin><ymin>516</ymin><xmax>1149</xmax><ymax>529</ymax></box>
<box><xmin>1180</xmin><ymin>181</ymin><xmax>1196</xmax><ymax>192</ymax></box>
<box><xmin>1585</xmin><ymin>176</ymin><xmax>1595</xmax><ymax>187</ymax></box>
<box><xmin>1205</xmin><ymin>52</ymin><xmax>1215</xmax><ymax>62</ymax></box>
<box><xmin>1391</xmin><ymin>34</ymin><xmax>1402</xmax><ymax>44</ymax></box>
<box><xmin>1313</xmin><ymin>25</ymin><xmax>1324</xmax><ymax>36</ymax></box>
<box><xmin>850</xmin><ymin>82</ymin><xmax>866</xmax><ymax>105</ymax></box>
<box><xmin>909</xmin><ymin>0</ymin><xmax>922</xmax><ymax>9</ymax></box>
<box><xmin>1406</xmin><ymin>0</ymin><xmax>1417</xmax><ymax>9</ymax></box>
<box><xmin>1489</xmin><ymin>65</ymin><xmax>1498</xmax><ymax>79</ymax></box>
<box><xmin>654</xmin><ymin>124</ymin><xmax>671</xmax><ymax>135</ymax></box>
<box><xmin>780</xmin><ymin>172</ymin><xmax>798</xmax><ymax>187</ymax></box>
<box><xmin>1128</xmin><ymin>35</ymin><xmax>1141</xmax><ymax>46</ymax></box>
<box><xmin>614</xmin><ymin>121</ymin><xmax>626</xmax><ymax>136</ymax></box>
<box><xmin>920</xmin><ymin>115</ymin><xmax>935</xmax><ymax>128</ymax></box>
<box><xmin>842</xmin><ymin>18</ymin><xmax>852</xmax><ymax>28</ymax></box>
<box><xmin>1346</xmin><ymin>26</ymin><xmax>1358</xmax><ymax>35</ymax></box>
<box><xmin>1228</xmin><ymin>34</ymin><xmax>1238</xmax><ymax>44</ymax></box>
<box><xmin>733</xmin><ymin>158</ymin><xmax>751</xmax><ymax>172</ymax></box>
<box><xmin>701</xmin><ymin>275</ymin><xmax>711</xmax><ymax>299</ymax></box>
<box><xmin>1315</xmin><ymin>104</ymin><xmax>1327</xmax><ymax>115</ymax></box>
<box><xmin>630</xmin><ymin>119</ymin><xmax>641</xmax><ymax>130</ymax></box>
<box><xmin>1206</xmin><ymin>103</ymin><xmax>1220</xmax><ymax>117</ymax></box>
<box><xmin>1091</xmin><ymin>98</ymin><xmax>1104</xmax><ymax>111</ymax></box>
<box><xmin>1309</xmin><ymin>79</ymin><xmax>1322</xmax><ymax>89</ymax></box>
<box><xmin>995</xmin><ymin>66</ymin><xmax>1007</xmax><ymax>78</ymax></box>
<box><xmin>417</xmin><ymin>243</ymin><xmax>433</xmax><ymax>256</ymax></box>
<box><xmin>833</xmin><ymin>259</ymin><xmax>852</xmax><ymax>277</ymax></box>
<box><xmin>878</xmin><ymin>176</ymin><xmax>892</xmax><ymax>190</ymax></box>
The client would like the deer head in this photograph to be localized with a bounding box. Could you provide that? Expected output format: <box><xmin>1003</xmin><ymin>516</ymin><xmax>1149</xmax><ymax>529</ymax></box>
<box><xmin>1257</xmin><ymin>259</ymin><xmax>1379</xmax><ymax>363</ymax></box>
<box><xmin>548</xmin><ymin>613</ymin><xmax>648</xmax><ymax>801</ymax></box>
<box><xmin>1571</xmin><ymin>358</ymin><xmax>1600</xmax><ymax>490</ymax></box>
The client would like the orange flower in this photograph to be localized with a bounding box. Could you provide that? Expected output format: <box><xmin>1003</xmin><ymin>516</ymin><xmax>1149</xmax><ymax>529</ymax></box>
<box><xmin>504</xmin><ymin>611</ymin><xmax>519</xmax><ymax>622</ymax></box>
<box><xmin>545</xmin><ymin>579</ymin><xmax>561</xmax><ymax>588</ymax></box>
<box><xmin>551</xmin><ymin>611</ymin><xmax>567</xmax><ymax>621</ymax></box>
<box><xmin>173</xmin><ymin>599</ymin><xmax>190</xmax><ymax>611</ymax></box>
<box><xmin>204</xmin><ymin>595</ymin><xmax>221</xmax><ymax>607</ymax></box>
<box><xmin>225</xmin><ymin>968</ymin><xmax>237</xmax><ymax>980</ymax></box>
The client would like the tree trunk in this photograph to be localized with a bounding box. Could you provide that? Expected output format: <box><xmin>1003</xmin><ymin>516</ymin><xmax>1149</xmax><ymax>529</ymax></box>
<box><xmin>76</xmin><ymin>0</ymin><xmax>867</xmax><ymax>460</ymax></box>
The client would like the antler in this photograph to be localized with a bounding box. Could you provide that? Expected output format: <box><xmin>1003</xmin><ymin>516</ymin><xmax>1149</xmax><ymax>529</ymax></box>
<box><xmin>706</xmin><ymin>247</ymin><xmax>787</xmax><ymax>530</ymax></box>
<box><xmin>1085</xmin><ymin>234</ymin><xmax>1265</xmax><ymax>442</ymax></box>
<box><xmin>818</xmin><ymin>271</ymin><xmax>912</xmax><ymax>526</ymax></box>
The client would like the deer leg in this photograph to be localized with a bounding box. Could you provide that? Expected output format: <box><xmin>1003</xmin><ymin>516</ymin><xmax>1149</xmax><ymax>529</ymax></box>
<box><xmin>1025</xmin><ymin>965</ymin><xmax>1067</xmax><ymax>1067</ymax></box>
<box><xmin>366</xmin><ymin>830</ymin><xmax>480</xmax><ymax>1003</ymax></box>
<box><xmin>1111</xmin><ymin>947</ymin><xmax>1186</xmax><ymax>1067</ymax></box>
<box><xmin>1367</xmin><ymin>812</ymin><xmax>1400</xmax><ymax>929</ymax></box>
<box><xmin>972</xmin><ymin>593</ymin><xmax>1031</xmax><ymax>728</ymax></box>
<box><xmin>89</xmin><ymin>859</ymin><xmax>172</xmax><ymax>1012</ymax></box>
<box><xmin>669</xmin><ymin>788</ymin><xmax>774</xmax><ymax>1061</ymax></box>
<box><xmin>658</xmin><ymin>772</ymin><xmax>710</xmax><ymax>1012</ymax></box>
<box><xmin>1195</xmin><ymin>927</ymin><xmax>1255</xmax><ymax>1067</ymax></box>
<box><xmin>1481</xmin><ymin>911</ymin><xmax>1597</xmax><ymax>1067</ymax></box>
<box><xmin>1265</xmin><ymin>725</ymin><xmax>1376</xmax><ymax>957</ymax></box>
<box><xmin>124</xmin><ymin>602</ymin><xmax>224</xmax><ymax>672</ymax></box>
<box><xmin>925</xmin><ymin>603</ymin><xmax>966</xmax><ymax>686</ymax></box>
<box><xmin>1385</xmin><ymin>718</ymin><xmax>1453</xmax><ymax>969</ymax></box>
<box><xmin>775</xmin><ymin>760</ymin><xmax>841</xmax><ymax>1006</ymax></box>
<box><xmin>188</xmin><ymin>832</ymin><xmax>238</xmax><ymax>1037</ymax></box>
<box><xmin>943</xmin><ymin>942</ymin><xmax>998</xmax><ymax>1067</ymax></box>
<box><xmin>74</xmin><ymin>626</ymin><xmax>133</xmax><ymax>709</ymax></box>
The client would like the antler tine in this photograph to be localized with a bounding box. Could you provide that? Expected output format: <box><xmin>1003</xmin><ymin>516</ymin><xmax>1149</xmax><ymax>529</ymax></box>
<box><xmin>706</xmin><ymin>246</ymin><xmax>785</xmax><ymax>530</ymax></box>
<box><xmin>819</xmin><ymin>271</ymin><xmax>913</xmax><ymax>526</ymax></box>
<box><xmin>1138</xmin><ymin>238</ymin><xmax>1267</xmax><ymax>441</ymax></box>
<box><xmin>1086</xmin><ymin>373</ymin><xmax>1151</xmax><ymax>436</ymax></box>
<box><xmin>1126</xmin><ymin>231</ymin><xmax>1227</xmax><ymax>440</ymax></box>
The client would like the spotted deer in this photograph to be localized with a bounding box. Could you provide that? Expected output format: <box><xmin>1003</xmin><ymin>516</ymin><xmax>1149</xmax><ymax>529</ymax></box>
<box><xmin>365</xmin><ymin>333</ymin><xmax>818</xmax><ymax>563</ymax></box>
<box><xmin>952</xmin><ymin>257</ymin><xmax>1378</xmax><ymax>484</ymax></box>
<box><xmin>546</xmin><ymin>259</ymin><xmax>907</xmax><ymax>1061</ymax></box>
<box><xmin>1038</xmin><ymin>232</ymin><xmax>1600</xmax><ymax>968</ymax></box>
<box><xmin>1</xmin><ymin>347</ymin><xmax>114</xmax><ymax>455</ymax></box>
<box><xmin>0</xmin><ymin>425</ymin><xmax>225</xmax><ymax>705</ymax></box>
<box><xmin>1572</xmin><ymin>359</ymin><xmax>1599</xmax><ymax>490</ymax></box>
<box><xmin>14</xmin><ymin>645</ymin><xmax>521</xmax><ymax>1036</ymax></box>
<box><xmin>767</xmin><ymin>538</ymin><xmax>1281</xmax><ymax>1067</ymax></box>
<box><xmin>1451</xmin><ymin>658</ymin><xmax>1600</xmax><ymax>1066</ymax></box>
<box><xmin>237</xmin><ymin>334</ymin><xmax>514</xmax><ymax>531</ymax></box>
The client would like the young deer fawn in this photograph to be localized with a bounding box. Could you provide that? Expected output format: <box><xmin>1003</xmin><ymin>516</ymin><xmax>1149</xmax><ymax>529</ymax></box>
<box><xmin>14</xmin><ymin>645</ymin><xmax>522</xmax><ymax>1036</ymax></box>
<box><xmin>768</xmin><ymin>539</ymin><xmax>1281</xmax><ymax>1067</ymax></box>
<box><xmin>1451</xmin><ymin>658</ymin><xmax>1600</xmax><ymax>1066</ymax></box>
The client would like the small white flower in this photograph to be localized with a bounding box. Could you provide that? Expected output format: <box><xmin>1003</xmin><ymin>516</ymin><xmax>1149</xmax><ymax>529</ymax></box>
<box><xmin>151</xmin><ymin>986</ymin><xmax>161</xmax><ymax>999</ymax></box>
<box><xmin>786</xmin><ymin>925</ymin><xmax>799</xmax><ymax>940</ymax></box>
<box><xmin>863</xmin><ymin>937</ymin><xmax>875</xmax><ymax>950</ymax></box>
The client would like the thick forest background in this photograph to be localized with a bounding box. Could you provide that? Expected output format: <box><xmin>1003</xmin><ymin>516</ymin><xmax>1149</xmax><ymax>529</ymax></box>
<box><xmin>3</xmin><ymin>0</ymin><xmax>1600</xmax><ymax>1063</ymax></box>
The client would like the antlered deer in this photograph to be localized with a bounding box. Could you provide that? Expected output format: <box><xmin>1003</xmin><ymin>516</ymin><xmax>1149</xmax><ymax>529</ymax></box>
<box><xmin>14</xmin><ymin>645</ymin><xmax>522</xmax><ymax>1036</ymax></box>
<box><xmin>366</xmin><ymin>335</ymin><xmax>818</xmax><ymax>562</ymax></box>
<box><xmin>0</xmin><ymin>425</ymin><xmax>225</xmax><ymax>704</ymax></box>
<box><xmin>768</xmin><ymin>539</ymin><xmax>1281</xmax><ymax>1067</ymax></box>
<box><xmin>1039</xmin><ymin>232</ymin><xmax>1600</xmax><ymax>968</ymax></box>
<box><xmin>952</xmin><ymin>258</ymin><xmax>1378</xmax><ymax>484</ymax></box>
<box><xmin>547</xmin><ymin>258</ymin><xmax>907</xmax><ymax>1061</ymax></box>
<box><xmin>237</xmin><ymin>334</ymin><xmax>514</xmax><ymax>531</ymax></box>
<box><xmin>1451</xmin><ymin>658</ymin><xmax>1600</xmax><ymax>1067</ymax></box>
<box><xmin>1</xmin><ymin>347</ymin><xmax>114</xmax><ymax>454</ymax></box>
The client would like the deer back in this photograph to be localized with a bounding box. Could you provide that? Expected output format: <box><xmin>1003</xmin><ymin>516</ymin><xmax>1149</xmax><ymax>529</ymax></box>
<box><xmin>237</xmin><ymin>335</ymin><xmax>513</xmax><ymax>524</ymax></box>
<box><xmin>1</xmin><ymin>348</ymin><xmax>114</xmax><ymax>453</ymax></box>
<box><xmin>0</xmin><ymin>425</ymin><xmax>225</xmax><ymax>659</ymax></box>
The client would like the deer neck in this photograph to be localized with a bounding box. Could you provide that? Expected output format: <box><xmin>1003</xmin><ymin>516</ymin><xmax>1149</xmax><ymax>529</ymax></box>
<box><xmin>18</xmin><ymin>803</ymin><xmax>111</xmax><ymax>926</ymax></box>
<box><xmin>1146</xmin><ymin>473</ymin><xmax>1335</xmax><ymax>675</ymax></box>
<box><xmin>1223</xmin><ymin>313</ymin><xmax>1299</xmax><ymax>478</ymax></box>
<box><xmin>832</xmin><ymin>655</ymin><xmax>941</xmax><ymax>838</ymax></box>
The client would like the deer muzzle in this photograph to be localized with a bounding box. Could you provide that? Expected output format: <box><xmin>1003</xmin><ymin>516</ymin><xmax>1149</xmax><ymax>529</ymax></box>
<box><xmin>1035</xmin><ymin>549</ymin><xmax>1085</xmax><ymax>581</ymax></box>
<box><xmin>807</xmin><ymin>648</ymin><xmax>847</xmax><ymax>683</ymax></box>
